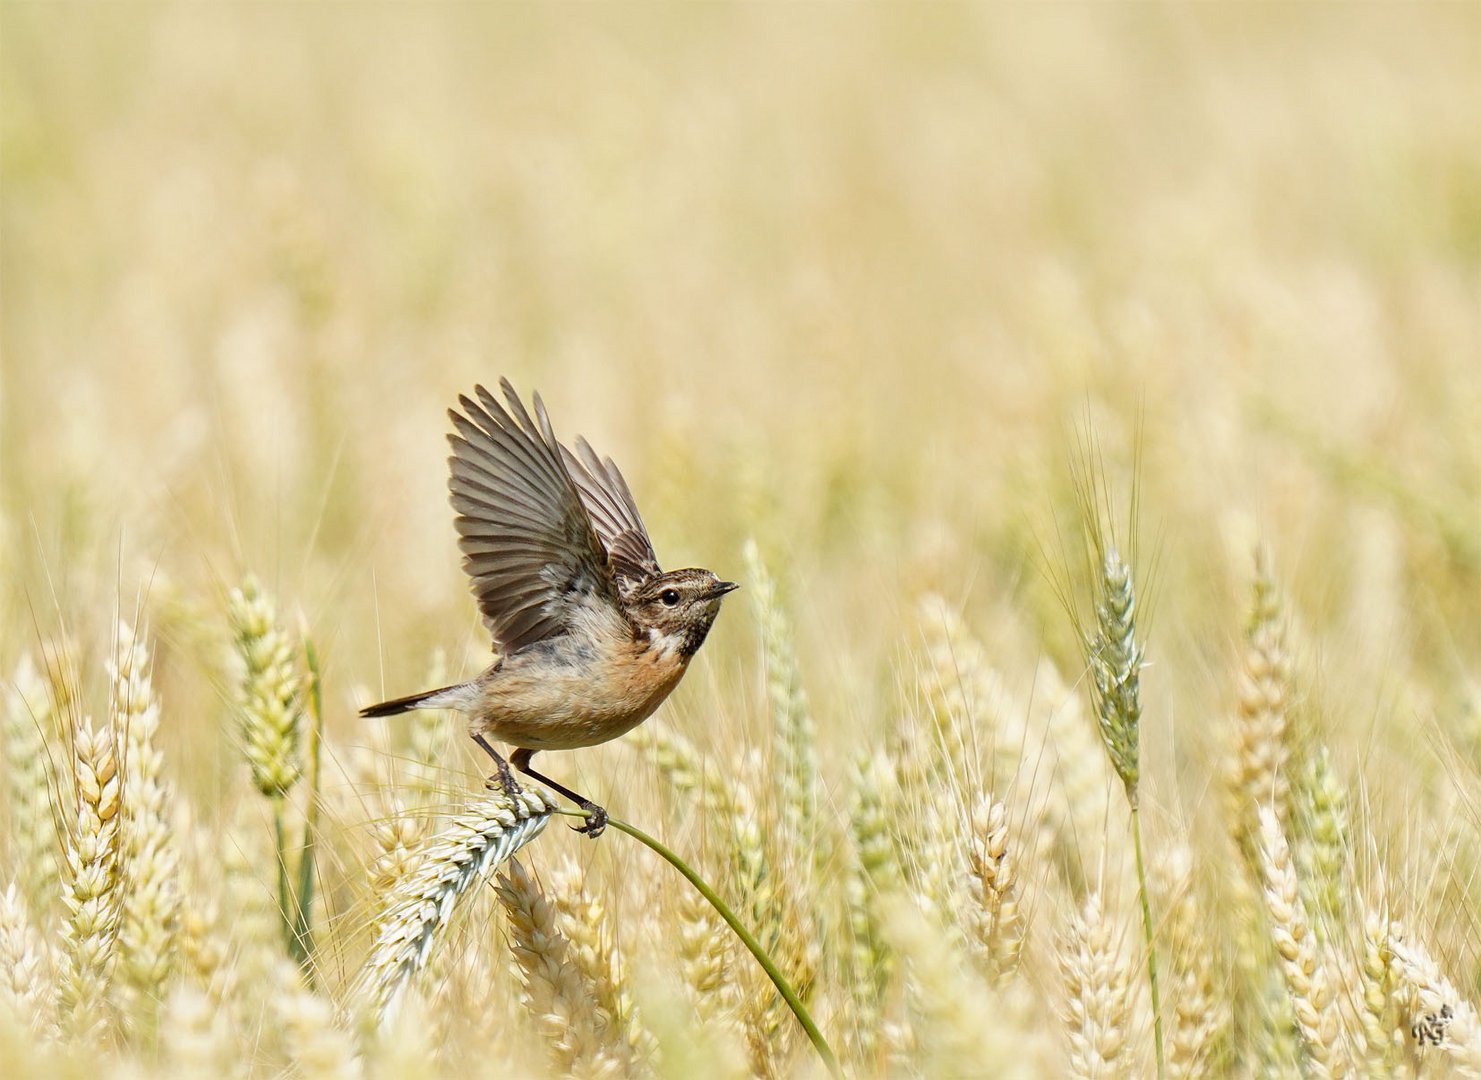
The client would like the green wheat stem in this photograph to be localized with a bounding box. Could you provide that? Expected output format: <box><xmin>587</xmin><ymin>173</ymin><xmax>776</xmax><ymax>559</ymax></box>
<box><xmin>1131</xmin><ymin>802</ymin><xmax>1165</xmax><ymax>1079</ymax></box>
<box><xmin>273</xmin><ymin>801</ymin><xmax>302</xmax><ymax>964</ymax></box>
<box><xmin>556</xmin><ymin>808</ymin><xmax>842</xmax><ymax>1079</ymax></box>
<box><xmin>292</xmin><ymin>636</ymin><xmax>324</xmax><ymax>969</ymax></box>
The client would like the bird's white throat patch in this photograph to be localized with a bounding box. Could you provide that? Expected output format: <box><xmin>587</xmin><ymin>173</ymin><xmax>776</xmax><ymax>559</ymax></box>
<box><xmin>645</xmin><ymin>624</ymin><xmax>686</xmax><ymax>661</ymax></box>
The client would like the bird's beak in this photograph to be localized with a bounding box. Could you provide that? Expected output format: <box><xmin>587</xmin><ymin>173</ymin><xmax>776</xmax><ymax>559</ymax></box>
<box><xmin>709</xmin><ymin>580</ymin><xmax>740</xmax><ymax>598</ymax></box>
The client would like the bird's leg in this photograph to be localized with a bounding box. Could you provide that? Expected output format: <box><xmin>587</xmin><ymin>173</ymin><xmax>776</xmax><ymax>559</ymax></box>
<box><xmin>472</xmin><ymin>733</ymin><xmax>522</xmax><ymax>799</ymax></box>
<box><xmin>509</xmin><ymin>748</ymin><xmax>607</xmax><ymax>838</ymax></box>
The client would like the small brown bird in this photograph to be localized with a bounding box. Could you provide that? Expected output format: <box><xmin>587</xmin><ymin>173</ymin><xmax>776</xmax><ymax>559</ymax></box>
<box><xmin>361</xmin><ymin>379</ymin><xmax>736</xmax><ymax>836</ymax></box>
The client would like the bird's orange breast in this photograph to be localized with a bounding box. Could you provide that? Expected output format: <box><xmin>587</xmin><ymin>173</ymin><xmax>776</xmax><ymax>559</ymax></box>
<box><xmin>472</xmin><ymin>636</ymin><xmax>690</xmax><ymax>751</ymax></box>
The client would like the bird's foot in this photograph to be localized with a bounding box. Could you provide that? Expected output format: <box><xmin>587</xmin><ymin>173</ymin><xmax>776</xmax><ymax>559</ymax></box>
<box><xmin>570</xmin><ymin>800</ymin><xmax>607</xmax><ymax>839</ymax></box>
<box><xmin>484</xmin><ymin>758</ymin><xmax>523</xmax><ymax>800</ymax></box>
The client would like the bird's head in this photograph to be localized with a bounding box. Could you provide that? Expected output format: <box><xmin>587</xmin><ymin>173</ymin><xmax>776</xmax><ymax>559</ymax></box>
<box><xmin>628</xmin><ymin>568</ymin><xmax>738</xmax><ymax>659</ymax></box>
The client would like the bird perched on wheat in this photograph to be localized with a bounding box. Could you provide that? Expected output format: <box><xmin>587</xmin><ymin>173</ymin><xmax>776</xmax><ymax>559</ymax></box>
<box><xmin>362</xmin><ymin>379</ymin><xmax>737</xmax><ymax>836</ymax></box>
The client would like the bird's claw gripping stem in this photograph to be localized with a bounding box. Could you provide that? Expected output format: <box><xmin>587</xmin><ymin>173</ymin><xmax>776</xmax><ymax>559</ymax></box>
<box><xmin>571</xmin><ymin>801</ymin><xmax>608</xmax><ymax>838</ymax></box>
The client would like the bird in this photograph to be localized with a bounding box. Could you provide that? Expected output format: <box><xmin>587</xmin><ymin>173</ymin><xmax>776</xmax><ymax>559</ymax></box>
<box><xmin>360</xmin><ymin>379</ymin><xmax>737</xmax><ymax>837</ymax></box>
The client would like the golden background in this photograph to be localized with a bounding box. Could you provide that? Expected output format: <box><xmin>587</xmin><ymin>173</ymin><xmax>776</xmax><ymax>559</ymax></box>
<box><xmin>2</xmin><ymin>5</ymin><xmax>1478</xmax><ymax>1073</ymax></box>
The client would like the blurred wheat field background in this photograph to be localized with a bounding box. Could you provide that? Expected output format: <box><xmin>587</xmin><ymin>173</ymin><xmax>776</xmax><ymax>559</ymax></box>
<box><xmin>2</xmin><ymin>4</ymin><xmax>1479</xmax><ymax>1077</ymax></box>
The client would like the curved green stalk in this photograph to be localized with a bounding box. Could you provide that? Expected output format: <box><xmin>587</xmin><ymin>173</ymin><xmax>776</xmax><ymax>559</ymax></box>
<box><xmin>557</xmin><ymin>808</ymin><xmax>842</xmax><ymax>1079</ymax></box>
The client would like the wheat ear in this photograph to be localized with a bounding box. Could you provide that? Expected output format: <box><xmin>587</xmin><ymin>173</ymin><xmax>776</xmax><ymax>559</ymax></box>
<box><xmin>1387</xmin><ymin>922</ymin><xmax>1481</xmax><ymax>1075</ymax></box>
<box><xmin>884</xmin><ymin>895</ymin><xmax>1041</xmax><ymax>1078</ymax></box>
<box><xmin>0</xmin><ymin>882</ymin><xmax>51</xmax><ymax>1037</ymax></box>
<box><xmin>1291</xmin><ymin>745</ymin><xmax>1350</xmax><ymax>933</ymax></box>
<box><xmin>1227</xmin><ymin>549</ymin><xmax>1292</xmax><ymax>859</ymax></box>
<box><xmin>628</xmin><ymin>721</ymin><xmax>738</xmax><ymax>814</ymax></box>
<box><xmin>1356</xmin><ymin>907</ymin><xmax>1404</xmax><ymax>1073</ymax></box>
<box><xmin>277</xmin><ymin>962</ymin><xmax>364</xmax><ymax>1080</ymax></box>
<box><xmin>676</xmin><ymin>876</ymin><xmax>737</xmax><ymax>1025</ymax></box>
<box><xmin>355</xmin><ymin>785</ymin><xmax>556</xmax><ymax>1022</ymax></box>
<box><xmin>1161</xmin><ymin>847</ymin><xmax>1227</xmax><ymax>1079</ymax></box>
<box><xmin>549</xmin><ymin>855</ymin><xmax>655</xmax><ymax>1067</ymax></box>
<box><xmin>160</xmin><ymin>983</ymin><xmax>239</xmax><ymax>1080</ymax></box>
<box><xmin>2</xmin><ymin>654</ymin><xmax>60</xmax><ymax>922</ymax></box>
<box><xmin>731</xmin><ymin>775</ymin><xmax>819</xmax><ymax>1080</ymax></box>
<box><xmin>844</xmin><ymin>747</ymin><xmax>900</xmax><ymax>1059</ymax></box>
<box><xmin>1255</xmin><ymin>805</ymin><xmax>1349</xmax><ymax>1076</ymax></box>
<box><xmin>55</xmin><ymin>713</ymin><xmax>123</xmax><ymax>1042</ymax></box>
<box><xmin>111</xmin><ymin>620</ymin><xmax>181</xmax><ymax>1035</ymax></box>
<box><xmin>226</xmin><ymin>576</ymin><xmax>304</xmax><ymax>799</ymax></box>
<box><xmin>1058</xmin><ymin>891</ymin><xmax>1137</xmax><ymax>1080</ymax></box>
<box><xmin>743</xmin><ymin>538</ymin><xmax>824</xmax><ymax>873</ymax></box>
<box><xmin>494</xmin><ymin>856</ymin><xmax>626</xmax><ymax>1077</ymax></box>
<box><xmin>963</xmin><ymin>793</ymin><xmax>1022</xmax><ymax>984</ymax></box>
<box><xmin>1083</xmin><ymin>544</ymin><xmax>1162</xmax><ymax>1075</ymax></box>
<box><xmin>405</xmin><ymin>647</ymin><xmax>454</xmax><ymax>807</ymax></box>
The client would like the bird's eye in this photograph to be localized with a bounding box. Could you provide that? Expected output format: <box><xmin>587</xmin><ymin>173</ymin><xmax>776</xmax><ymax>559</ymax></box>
<box><xmin>660</xmin><ymin>589</ymin><xmax>681</xmax><ymax>606</ymax></box>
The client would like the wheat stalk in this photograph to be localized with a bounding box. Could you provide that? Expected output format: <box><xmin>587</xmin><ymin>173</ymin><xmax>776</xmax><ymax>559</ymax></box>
<box><xmin>730</xmin><ymin>775</ymin><xmax>818</xmax><ymax>1080</ymax></box>
<box><xmin>918</xmin><ymin>595</ymin><xmax>1002</xmax><ymax>783</ymax></box>
<box><xmin>220</xmin><ymin>800</ymin><xmax>280</xmax><ymax>1008</ymax></box>
<box><xmin>367</xmin><ymin>801</ymin><xmax>425</xmax><ymax>895</ymax></box>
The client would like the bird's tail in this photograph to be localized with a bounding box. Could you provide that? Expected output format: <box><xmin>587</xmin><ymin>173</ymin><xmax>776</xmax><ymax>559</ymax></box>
<box><xmin>359</xmin><ymin>682</ymin><xmax>471</xmax><ymax>718</ymax></box>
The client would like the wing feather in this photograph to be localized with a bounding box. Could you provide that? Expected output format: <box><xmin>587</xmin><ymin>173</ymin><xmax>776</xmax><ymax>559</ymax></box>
<box><xmin>559</xmin><ymin>435</ymin><xmax>661</xmax><ymax>587</ymax></box>
<box><xmin>447</xmin><ymin>379</ymin><xmax>615</xmax><ymax>652</ymax></box>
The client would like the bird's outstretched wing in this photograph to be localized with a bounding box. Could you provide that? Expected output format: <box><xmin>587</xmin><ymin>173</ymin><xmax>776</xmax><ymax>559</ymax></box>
<box><xmin>560</xmin><ymin>436</ymin><xmax>662</xmax><ymax>590</ymax></box>
<box><xmin>447</xmin><ymin>380</ymin><xmax>617</xmax><ymax>652</ymax></box>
